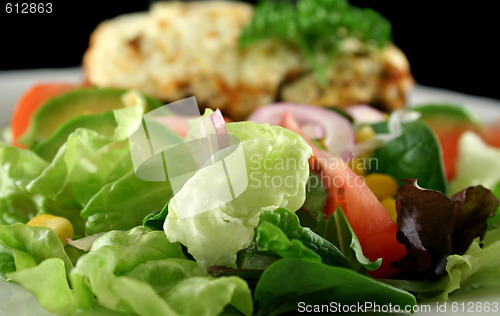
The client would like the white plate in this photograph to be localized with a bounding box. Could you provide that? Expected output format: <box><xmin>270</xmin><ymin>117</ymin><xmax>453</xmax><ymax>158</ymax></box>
<box><xmin>0</xmin><ymin>68</ymin><xmax>500</xmax><ymax>316</ymax></box>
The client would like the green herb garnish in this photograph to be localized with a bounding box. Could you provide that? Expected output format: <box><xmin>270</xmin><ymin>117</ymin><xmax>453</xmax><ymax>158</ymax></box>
<box><xmin>239</xmin><ymin>0</ymin><xmax>392</xmax><ymax>86</ymax></box>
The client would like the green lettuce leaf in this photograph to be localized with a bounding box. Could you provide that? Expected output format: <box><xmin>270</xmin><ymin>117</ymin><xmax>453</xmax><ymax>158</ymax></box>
<box><xmin>7</xmin><ymin>258</ymin><xmax>76</xmax><ymax>315</ymax></box>
<box><xmin>0</xmin><ymin>143</ymin><xmax>49</xmax><ymax>225</ymax></box>
<box><xmin>27</xmin><ymin>105</ymin><xmax>143</xmax><ymax>203</ymax></box>
<box><xmin>450</xmin><ymin>131</ymin><xmax>500</xmax><ymax>194</ymax></box>
<box><xmin>258</xmin><ymin>208</ymin><xmax>348</xmax><ymax>267</ymax></box>
<box><xmin>254</xmin><ymin>258</ymin><xmax>416</xmax><ymax>316</ymax></box>
<box><xmin>0</xmin><ymin>246</ymin><xmax>15</xmax><ymax>280</ymax></box>
<box><xmin>317</xmin><ymin>206</ymin><xmax>382</xmax><ymax>271</ymax></box>
<box><xmin>163</xmin><ymin>276</ymin><xmax>253</xmax><ymax>316</ymax></box>
<box><xmin>71</xmin><ymin>227</ymin><xmax>186</xmax><ymax>314</ymax></box>
<box><xmin>81</xmin><ymin>171</ymin><xmax>173</xmax><ymax>235</ymax></box>
<box><xmin>386</xmin><ymin>233</ymin><xmax>500</xmax><ymax>301</ymax></box>
<box><xmin>71</xmin><ymin>226</ymin><xmax>253</xmax><ymax>316</ymax></box>
<box><xmin>164</xmin><ymin>121</ymin><xmax>312</xmax><ymax>269</ymax></box>
<box><xmin>441</xmin><ymin>237</ymin><xmax>500</xmax><ymax>300</ymax></box>
<box><xmin>0</xmin><ymin>224</ymin><xmax>73</xmax><ymax>276</ymax></box>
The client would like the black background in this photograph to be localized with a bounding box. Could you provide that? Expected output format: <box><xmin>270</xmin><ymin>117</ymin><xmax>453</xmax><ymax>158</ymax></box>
<box><xmin>0</xmin><ymin>0</ymin><xmax>498</xmax><ymax>100</ymax></box>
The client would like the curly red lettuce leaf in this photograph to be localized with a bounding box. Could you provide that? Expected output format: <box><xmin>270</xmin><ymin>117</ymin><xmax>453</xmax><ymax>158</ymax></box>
<box><xmin>393</xmin><ymin>179</ymin><xmax>498</xmax><ymax>279</ymax></box>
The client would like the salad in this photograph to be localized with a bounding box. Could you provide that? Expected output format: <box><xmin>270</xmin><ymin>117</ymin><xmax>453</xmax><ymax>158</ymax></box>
<box><xmin>1</xmin><ymin>82</ymin><xmax>500</xmax><ymax>316</ymax></box>
<box><xmin>2</xmin><ymin>2</ymin><xmax>500</xmax><ymax>316</ymax></box>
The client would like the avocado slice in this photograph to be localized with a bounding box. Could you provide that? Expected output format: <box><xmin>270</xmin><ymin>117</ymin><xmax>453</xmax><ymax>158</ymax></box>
<box><xmin>412</xmin><ymin>103</ymin><xmax>480</xmax><ymax>125</ymax></box>
<box><xmin>19</xmin><ymin>88</ymin><xmax>162</xmax><ymax>148</ymax></box>
<box><xmin>33</xmin><ymin>111</ymin><xmax>118</xmax><ymax>161</ymax></box>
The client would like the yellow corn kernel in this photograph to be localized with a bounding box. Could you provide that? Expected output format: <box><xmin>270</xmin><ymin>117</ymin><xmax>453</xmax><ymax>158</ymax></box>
<box><xmin>348</xmin><ymin>157</ymin><xmax>367</xmax><ymax>176</ymax></box>
<box><xmin>381</xmin><ymin>197</ymin><xmax>397</xmax><ymax>223</ymax></box>
<box><xmin>27</xmin><ymin>214</ymin><xmax>74</xmax><ymax>245</ymax></box>
<box><xmin>363</xmin><ymin>173</ymin><xmax>398</xmax><ymax>201</ymax></box>
<box><xmin>355</xmin><ymin>125</ymin><xmax>376</xmax><ymax>143</ymax></box>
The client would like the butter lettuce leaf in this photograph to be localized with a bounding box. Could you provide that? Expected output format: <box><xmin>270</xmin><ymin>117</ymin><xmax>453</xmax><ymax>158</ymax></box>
<box><xmin>450</xmin><ymin>131</ymin><xmax>500</xmax><ymax>194</ymax></box>
<box><xmin>70</xmin><ymin>226</ymin><xmax>253</xmax><ymax>316</ymax></box>
<box><xmin>0</xmin><ymin>224</ymin><xmax>73</xmax><ymax>276</ymax></box>
<box><xmin>81</xmin><ymin>171</ymin><xmax>173</xmax><ymax>235</ymax></box>
<box><xmin>164</xmin><ymin>122</ymin><xmax>312</xmax><ymax>269</ymax></box>
<box><xmin>7</xmin><ymin>258</ymin><xmax>76</xmax><ymax>315</ymax></box>
<box><xmin>164</xmin><ymin>276</ymin><xmax>253</xmax><ymax>316</ymax></box>
<box><xmin>27</xmin><ymin>105</ymin><xmax>143</xmax><ymax>203</ymax></box>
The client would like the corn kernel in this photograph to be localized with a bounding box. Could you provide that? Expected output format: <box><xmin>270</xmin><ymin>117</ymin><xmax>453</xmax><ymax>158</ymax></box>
<box><xmin>363</xmin><ymin>173</ymin><xmax>398</xmax><ymax>201</ymax></box>
<box><xmin>381</xmin><ymin>197</ymin><xmax>397</xmax><ymax>223</ymax></box>
<box><xmin>355</xmin><ymin>125</ymin><xmax>376</xmax><ymax>143</ymax></box>
<box><xmin>27</xmin><ymin>214</ymin><xmax>74</xmax><ymax>245</ymax></box>
<box><xmin>348</xmin><ymin>157</ymin><xmax>367</xmax><ymax>176</ymax></box>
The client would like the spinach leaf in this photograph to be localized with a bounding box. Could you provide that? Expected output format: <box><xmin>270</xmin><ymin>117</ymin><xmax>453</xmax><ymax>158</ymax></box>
<box><xmin>490</xmin><ymin>182</ymin><xmax>500</xmax><ymax>229</ymax></box>
<box><xmin>255</xmin><ymin>222</ymin><xmax>322</xmax><ymax>263</ymax></box>
<box><xmin>302</xmin><ymin>172</ymin><xmax>328</xmax><ymax>219</ymax></box>
<box><xmin>371</xmin><ymin>120</ymin><xmax>447</xmax><ymax>193</ymax></box>
<box><xmin>317</xmin><ymin>206</ymin><xmax>381</xmax><ymax>272</ymax></box>
<box><xmin>143</xmin><ymin>199</ymin><xmax>170</xmax><ymax>230</ymax></box>
<box><xmin>254</xmin><ymin>258</ymin><xmax>417</xmax><ymax>316</ymax></box>
<box><xmin>258</xmin><ymin>209</ymin><xmax>348</xmax><ymax>268</ymax></box>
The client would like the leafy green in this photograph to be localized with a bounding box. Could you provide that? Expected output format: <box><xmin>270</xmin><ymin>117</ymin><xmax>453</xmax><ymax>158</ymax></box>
<box><xmin>301</xmin><ymin>171</ymin><xmax>328</xmax><ymax>218</ymax></box>
<box><xmin>0</xmin><ymin>224</ymin><xmax>73</xmax><ymax>276</ymax></box>
<box><xmin>163</xmin><ymin>276</ymin><xmax>253</xmax><ymax>316</ymax></box>
<box><xmin>371</xmin><ymin>120</ymin><xmax>447</xmax><ymax>193</ymax></box>
<box><xmin>450</xmin><ymin>131</ymin><xmax>500</xmax><ymax>194</ymax></box>
<box><xmin>394</xmin><ymin>180</ymin><xmax>498</xmax><ymax>279</ymax></box>
<box><xmin>317</xmin><ymin>206</ymin><xmax>381</xmax><ymax>271</ymax></box>
<box><xmin>33</xmin><ymin>111</ymin><xmax>117</xmax><ymax>162</ymax></box>
<box><xmin>143</xmin><ymin>201</ymin><xmax>170</xmax><ymax>231</ymax></box>
<box><xmin>0</xmin><ymin>247</ymin><xmax>15</xmax><ymax>280</ymax></box>
<box><xmin>240</xmin><ymin>0</ymin><xmax>391</xmax><ymax>85</ymax></box>
<box><xmin>27</xmin><ymin>105</ymin><xmax>143</xmax><ymax>203</ymax></box>
<box><xmin>255</xmin><ymin>221</ymin><xmax>322</xmax><ymax>263</ymax></box>
<box><xmin>254</xmin><ymin>258</ymin><xmax>416</xmax><ymax>316</ymax></box>
<box><xmin>385</xmin><ymin>234</ymin><xmax>500</xmax><ymax>301</ymax></box>
<box><xmin>164</xmin><ymin>121</ymin><xmax>312</xmax><ymax>269</ymax></box>
<box><xmin>257</xmin><ymin>208</ymin><xmax>347</xmax><ymax>267</ymax></box>
<box><xmin>412</xmin><ymin>103</ymin><xmax>480</xmax><ymax>124</ymax></box>
<box><xmin>82</xmin><ymin>171</ymin><xmax>173</xmax><ymax>235</ymax></box>
<box><xmin>70</xmin><ymin>227</ymin><xmax>253</xmax><ymax>316</ymax></box>
<box><xmin>7</xmin><ymin>258</ymin><xmax>76</xmax><ymax>315</ymax></box>
<box><xmin>491</xmin><ymin>182</ymin><xmax>500</xmax><ymax>229</ymax></box>
<box><xmin>0</xmin><ymin>143</ymin><xmax>48</xmax><ymax>225</ymax></box>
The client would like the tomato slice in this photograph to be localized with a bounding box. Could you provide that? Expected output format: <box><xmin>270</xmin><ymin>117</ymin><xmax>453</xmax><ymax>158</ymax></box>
<box><xmin>11</xmin><ymin>83</ymin><xmax>80</xmax><ymax>147</ymax></box>
<box><xmin>281</xmin><ymin>111</ymin><xmax>406</xmax><ymax>278</ymax></box>
<box><xmin>481</xmin><ymin>121</ymin><xmax>500</xmax><ymax>148</ymax></box>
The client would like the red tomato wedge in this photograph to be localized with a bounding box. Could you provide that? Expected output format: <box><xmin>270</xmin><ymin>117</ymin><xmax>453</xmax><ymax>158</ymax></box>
<box><xmin>281</xmin><ymin>111</ymin><xmax>406</xmax><ymax>278</ymax></box>
<box><xmin>481</xmin><ymin>121</ymin><xmax>500</xmax><ymax>148</ymax></box>
<box><xmin>11</xmin><ymin>83</ymin><xmax>80</xmax><ymax>147</ymax></box>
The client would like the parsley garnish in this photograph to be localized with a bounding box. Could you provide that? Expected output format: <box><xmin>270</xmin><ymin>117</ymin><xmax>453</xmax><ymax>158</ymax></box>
<box><xmin>239</xmin><ymin>0</ymin><xmax>392</xmax><ymax>86</ymax></box>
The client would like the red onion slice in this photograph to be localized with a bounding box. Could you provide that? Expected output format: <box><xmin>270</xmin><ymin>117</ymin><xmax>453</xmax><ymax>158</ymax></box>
<box><xmin>346</xmin><ymin>105</ymin><xmax>386</xmax><ymax>125</ymax></box>
<box><xmin>67</xmin><ymin>233</ymin><xmax>105</xmax><ymax>252</ymax></box>
<box><xmin>247</xmin><ymin>103</ymin><xmax>354</xmax><ymax>156</ymax></box>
